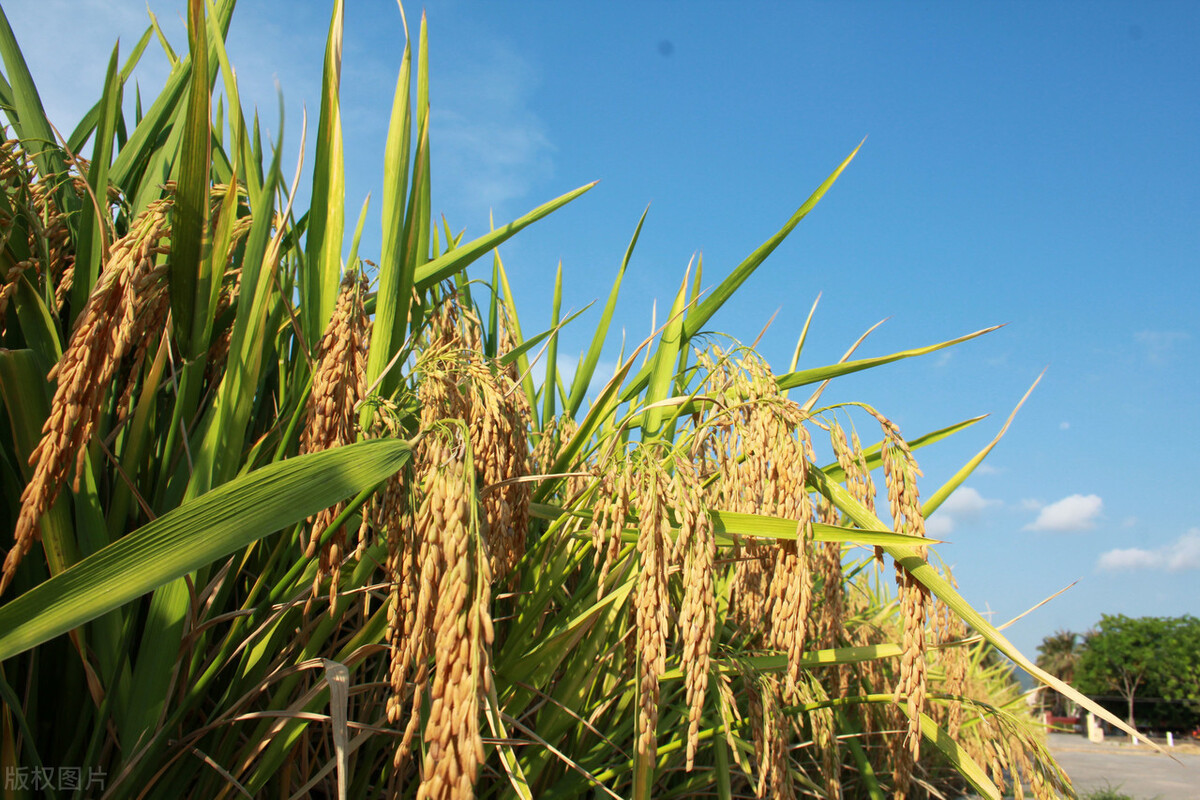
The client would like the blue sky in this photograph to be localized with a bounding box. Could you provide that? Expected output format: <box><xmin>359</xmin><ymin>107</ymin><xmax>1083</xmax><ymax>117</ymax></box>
<box><xmin>7</xmin><ymin>0</ymin><xmax>1199</xmax><ymax>661</ymax></box>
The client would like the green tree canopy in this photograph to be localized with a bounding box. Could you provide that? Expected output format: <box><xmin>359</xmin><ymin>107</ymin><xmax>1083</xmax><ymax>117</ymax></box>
<box><xmin>1075</xmin><ymin>614</ymin><xmax>1200</xmax><ymax>735</ymax></box>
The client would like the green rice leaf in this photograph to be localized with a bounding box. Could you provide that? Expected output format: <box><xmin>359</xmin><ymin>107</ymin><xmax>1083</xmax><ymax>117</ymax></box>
<box><xmin>777</xmin><ymin>325</ymin><xmax>1001</xmax><ymax>391</ymax></box>
<box><xmin>168</xmin><ymin>0</ymin><xmax>213</xmax><ymax>360</ymax></box>
<box><xmin>566</xmin><ymin>207</ymin><xmax>646</xmax><ymax>418</ymax></box>
<box><xmin>303</xmin><ymin>0</ymin><xmax>347</xmax><ymax>343</ymax></box>
<box><xmin>919</xmin><ymin>713</ymin><xmax>1000</xmax><ymax>800</ymax></box>
<box><xmin>620</xmin><ymin>142</ymin><xmax>863</xmax><ymax>402</ymax></box>
<box><xmin>0</xmin><ymin>439</ymin><xmax>411</xmax><ymax>663</ymax></box>
<box><xmin>413</xmin><ymin>182</ymin><xmax>597</xmax><ymax>291</ymax></box>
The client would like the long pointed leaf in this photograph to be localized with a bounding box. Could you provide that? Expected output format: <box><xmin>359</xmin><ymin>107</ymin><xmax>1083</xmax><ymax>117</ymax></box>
<box><xmin>777</xmin><ymin>325</ymin><xmax>1001</xmax><ymax>391</ymax></box>
<box><xmin>620</xmin><ymin>142</ymin><xmax>863</xmax><ymax>401</ymax></box>
<box><xmin>566</xmin><ymin>207</ymin><xmax>646</xmax><ymax>417</ymax></box>
<box><xmin>0</xmin><ymin>439</ymin><xmax>411</xmax><ymax>663</ymax></box>
<box><xmin>413</xmin><ymin>182</ymin><xmax>597</xmax><ymax>291</ymax></box>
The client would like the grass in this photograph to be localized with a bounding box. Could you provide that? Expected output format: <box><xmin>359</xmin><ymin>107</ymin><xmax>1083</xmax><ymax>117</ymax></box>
<box><xmin>1080</xmin><ymin>784</ymin><xmax>1138</xmax><ymax>800</ymax></box>
<box><xmin>0</xmin><ymin>2</ymin><xmax>1143</xmax><ymax>798</ymax></box>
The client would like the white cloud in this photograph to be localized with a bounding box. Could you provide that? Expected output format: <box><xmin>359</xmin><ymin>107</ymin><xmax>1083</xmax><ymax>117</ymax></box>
<box><xmin>1020</xmin><ymin>498</ymin><xmax>1044</xmax><ymax>511</ymax></box>
<box><xmin>975</xmin><ymin>463</ymin><xmax>1001</xmax><ymax>476</ymax></box>
<box><xmin>925</xmin><ymin>515</ymin><xmax>955</xmax><ymax>538</ymax></box>
<box><xmin>1134</xmin><ymin>330</ymin><xmax>1190</xmax><ymax>366</ymax></box>
<box><xmin>926</xmin><ymin>487</ymin><xmax>999</xmax><ymax>538</ymax></box>
<box><xmin>1025</xmin><ymin>494</ymin><xmax>1103</xmax><ymax>532</ymax></box>
<box><xmin>1097</xmin><ymin>529</ymin><xmax>1200</xmax><ymax>572</ymax></box>
<box><xmin>1097</xmin><ymin>547</ymin><xmax>1162</xmax><ymax>571</ymax></box>
<box><xmin>1059</xmin><ymin>421</ymin><xmax>1070</xmax><ymax>430</ymax></box>
<box><xmin>940</xmin><ymin>487</ymin><xmax>999</xmax><ymax>516</ymax></box>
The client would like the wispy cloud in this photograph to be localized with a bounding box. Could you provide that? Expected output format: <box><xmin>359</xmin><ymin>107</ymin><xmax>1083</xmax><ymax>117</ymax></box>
<box><xmin>1024</xmin><ymin>494</ymin><xmax>1103</xmax><ymax>532</ymax></box>
<box><xmin>1134</xmin><ymin>330</ymin><xmax>1190</xmax><ymax>366</ymax></box>
<box><xmin>1097</xmin><ymin>529</ymin><xmax>1200</xmax><ymax>572</ymax></box>
<box><xmin>431</xmin><ymin>43</ymin><xmax>553</xmax><ymax>221</ymax></box>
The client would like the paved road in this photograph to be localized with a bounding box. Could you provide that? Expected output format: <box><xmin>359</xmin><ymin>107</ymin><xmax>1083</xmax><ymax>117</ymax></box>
<box><xmin>1047</xmin><ymin>733</ymin><xmax>1200</xmax><ymax>799</ymax></box>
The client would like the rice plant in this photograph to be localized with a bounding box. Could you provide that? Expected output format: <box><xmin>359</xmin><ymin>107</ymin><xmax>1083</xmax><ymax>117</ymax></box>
<box><xmin>0</xmin><ymin>2</ymin><xmax>1142</xmax><ymax>798</ymax></box>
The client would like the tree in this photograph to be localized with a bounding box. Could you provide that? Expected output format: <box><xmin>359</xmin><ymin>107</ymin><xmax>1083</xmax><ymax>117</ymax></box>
<box><xmin>1075</xmin><ymin>615</ymin><xmax>1200</xmax><ymax>738</ymax></box>
<box><xmin>1036</xmin><ymin>629</ymin><xmax>1084</xmax><ymax>715</ymax></box>
<box><xmin>1157</xmin><ymin>616</ymin><xmax>1200</xmax><ymax>714</ymax></box>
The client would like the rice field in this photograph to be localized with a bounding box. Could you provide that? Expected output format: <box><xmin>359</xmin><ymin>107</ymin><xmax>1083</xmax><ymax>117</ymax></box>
<box><xmin>0</xmin><ymin>2</ymin><xmax>1147</xmax><ymax>798</ymax></box>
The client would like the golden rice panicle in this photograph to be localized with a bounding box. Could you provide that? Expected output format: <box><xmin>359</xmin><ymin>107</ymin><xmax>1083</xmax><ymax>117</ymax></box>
<box><xmin>709</xmin><ymin>347</ymin><xmax>818</xmax><ymax>667</ymax></box>
<box><xmin>633</xmin><ymin>454</ymin><xmax>672</xmax><ymax>768</ymax></box>
<box><xmin>749</xmin><ymin>675</ymin><xmax>795</xmax><ymax>800</ymax></box>
<box><xmin>815</xmin><ymin>496</ymin><xmax>849</xmax><ymax>695</ymax></box>
<box><xmin>392</xmin><ymin>349</ymin><xmax>464</xmax><ymax>762</ymax></box>
<box><xmin>468</xmin><ymin>355</ymin><xmax>530</xmax><ymax>585</ymax></box>
<box><xmin>532</xmin><ymin>415</ymin><xmax>587</xmax><ymax>503</ymax></box>
<box><xmin>416</xmin><ymin>428</ymin><xmax>491</xmax><ymax>800</ymax></box>
<box><xmin>711</xmin><ymin>351</ymin><xmax>796</xmax><ymax>632</ymax></box>
<box><xmin>377</xmin><ymin>412</ymin><xmax>417</xmax><ymax>728</ymax></box>
<box><xmin>529</xmin><ymin>416</ymin><xmax>561</xmax><ymax>476</ymax></box>
<box><xmin>980</xmin><ymin>705</ymin><xmax>1075</xmax><ymax>800</ymax></box>
<box><xmin>829</xmin><ymin>420</ymin><xmax>878</xmax><ymax>561</ymax></box>
<box><xmin>767</xmin><ymin>422</ymin><xmax>817</xmax><ymax>694</ymax></box>
<box><xmin>869</xmin><ymin>409</ymin><xmax>930</xmax><ymax>762</ymax></box>
<box><xmin>673</xmin><ymin>457</ymin><xmax>716</xmax><ymax>771</ymax></box>
<box><xmin>2</xmin><ymin>198</ymin><xmax>172</xmax><ymax>595</ymax></box>
<box><xmin>300</xmin><ymin>270</ymin><xmax>370</xmax><ymax>613</ymax></box>
<box><xmin>417</xmin><ymin>298</ymin><xmax>531</xmax><ymax>583</ymax></box>
<box><xmin>0</xmin><ymin>136</ymin><xmax>81</xmax><ymax>333</ymax></box>
<box><xmin>934</xmin><ymin>567</ymin><xmax>968</xmax><ymax>740</ymax></box>
<box><xmin>796</xmin><ymin>674</ymin><xmax>842</xmax><ymax>800</ymax></box>
<box><xmin>393</xmin><ymin>434</ymin><xmax>450</xmax><ymax>766</ymax></box>
<box><xmin>829</xmin><ymin>420</ymin><xmax>876</xmax><ymax>516</ymax></box>
<box><xmin>382</xmin><ymin>476</ymin><xmax>416</xmax><ymax>724</ymax></box>
<box><xmin>589</xmin><ymin>458</ymin><xmax>631</xmax><ymax>598</ymax></box>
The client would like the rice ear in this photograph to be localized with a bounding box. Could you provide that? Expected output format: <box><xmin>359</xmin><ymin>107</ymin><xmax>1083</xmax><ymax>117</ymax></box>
<box><xmin>300</xmin><ymin>269</ymin><xmax>371</xmax><ymax>614</ymax></box>
<box><xmin>3</xmin><ymin>196</ymin><xmax>172</xmax><ymax>595</ymax></box>
<box><xmin>673</xmin><ymin>457</ymin><xmax>716</xmax><ymax>771</ymax></box>
<box><xmin>633</xmin><ymin>454</ymin><xmax>671</xmax><ymax>768</ymax></box>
